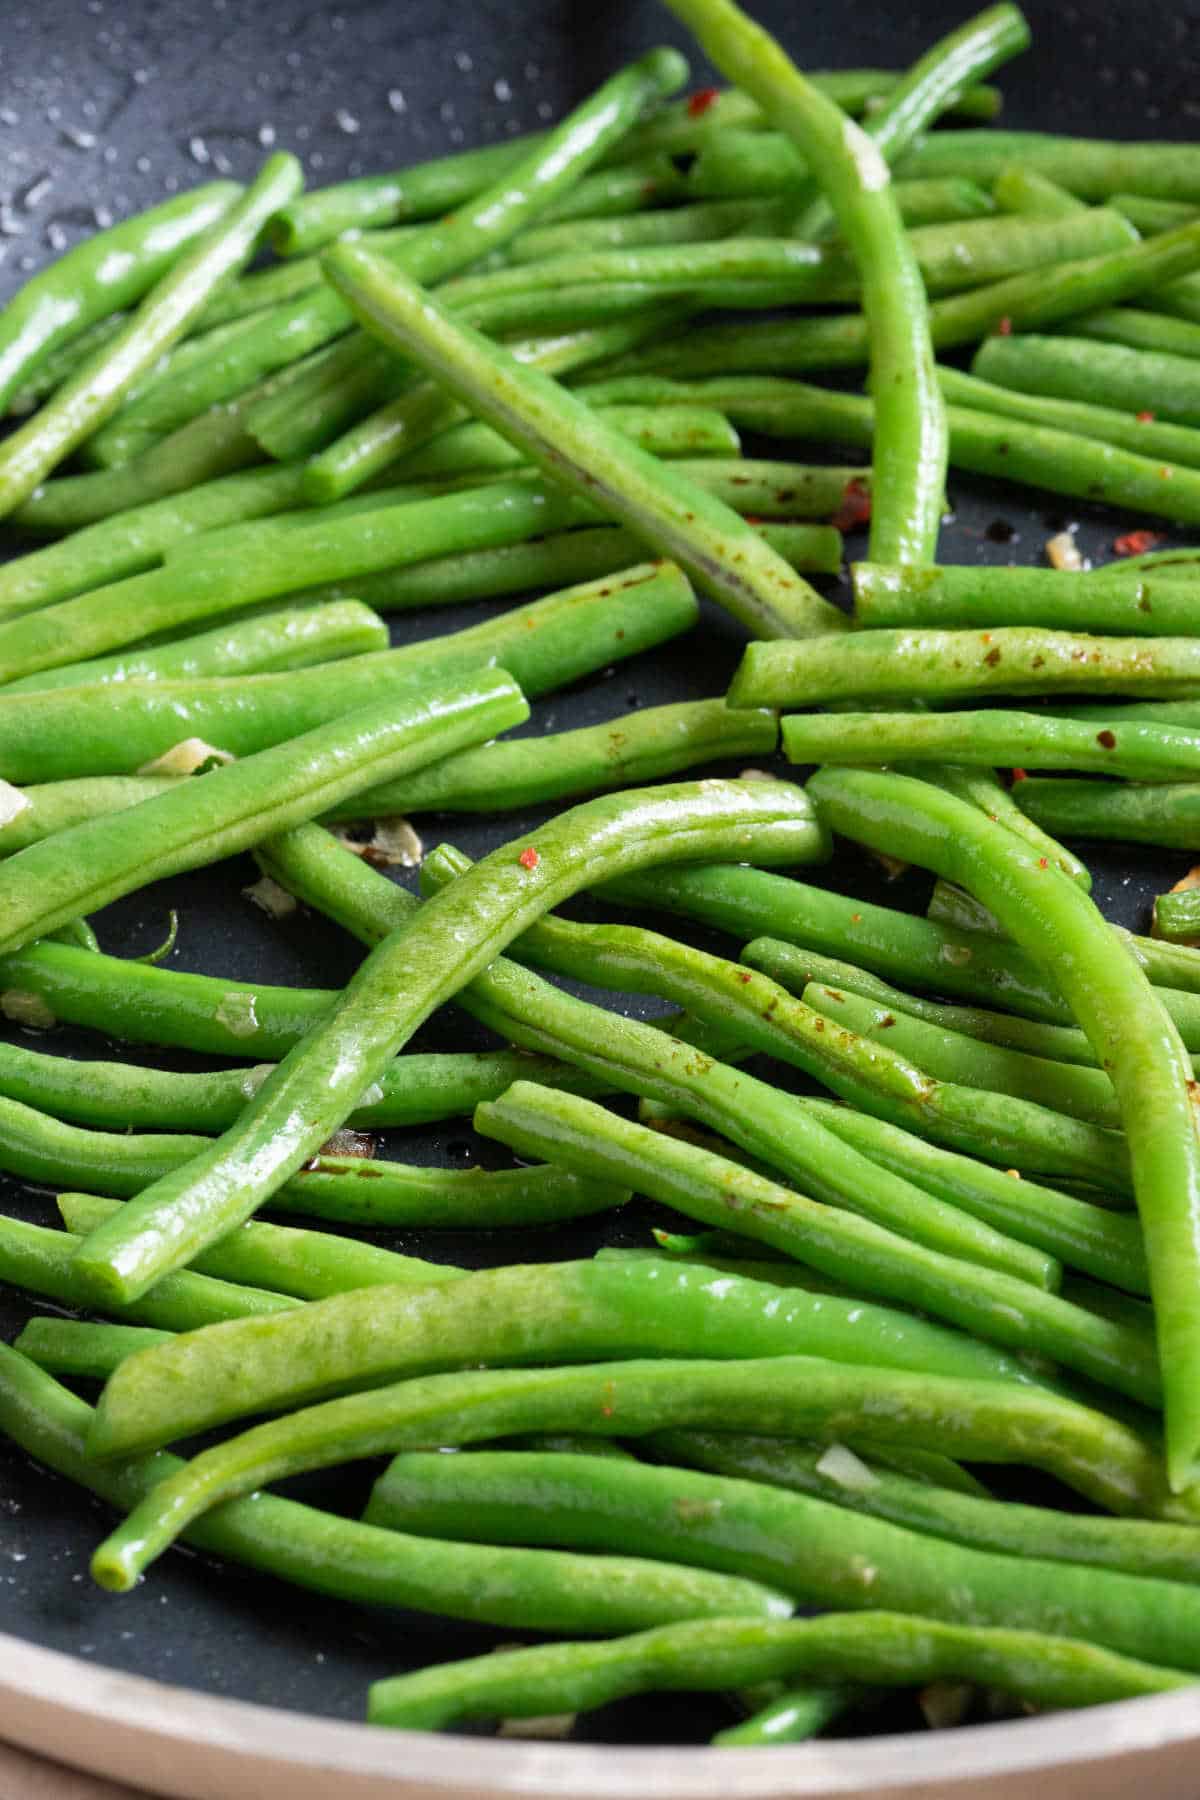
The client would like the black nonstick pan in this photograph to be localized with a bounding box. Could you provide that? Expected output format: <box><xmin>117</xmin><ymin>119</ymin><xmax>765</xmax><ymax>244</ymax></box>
<box><xmin>1</xmin><ymin>2</ymin><xmax>1199</xmax><ymax>1793</ymax></box>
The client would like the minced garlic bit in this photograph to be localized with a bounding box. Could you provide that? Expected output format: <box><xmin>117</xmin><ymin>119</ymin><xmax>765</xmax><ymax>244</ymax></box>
<box><xmin>1044</xmin><ymin>529</ymin><xmax>1088</xmax><ymax>571</ymax></box>
<box><xmin>332</xmin><ymin>816</ymin><xmax>423</xmax><ymax>869</ymax></box>
<box><xmin>138</xmin><ymin>737</ymin><xmax>235</xmax><ymax>776</ymax></box>
<box><xmin>213</xmin><ymin>990</ymin><xmax>260</xmax><ymax>1039</ymax></box>
<box><xmin>0</xmin><ymin>780</ymin><xmax>30</xmax><ymax>828</ymax></box>
<box><xmin>815</xmin><ymin>1442</ymin><xmax>878</xmax><ymax>1491</ymax></box>
<box><xmin>0</xmin><ymin>989</ymin><xmax>55</xmax><ymax>1029</ymax></box>
<box><xmin>242</xmin><ymin>875</ymin><xmax>298</xmax><ymax>920</ymax></box>
<box><xmin>317</xmin><ymin>1127</ymin><xmax>377</xmax><ymax>1160</ymax></box>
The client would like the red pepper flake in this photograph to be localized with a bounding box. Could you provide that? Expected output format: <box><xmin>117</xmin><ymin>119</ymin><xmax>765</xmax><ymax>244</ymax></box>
<box><xmin>1038</xmin><ymin>857</ymin><xmax>1049</xmax><ymax>869</ymax></box>
<box><xmin>1113</xmin><ymin>529</ymin><xmax>1166</xmax><ymax>557</ymax></box>
<box><xmin>995</xmin><ymin>315</ymin><xmax>1013</xmax><ymax>336</ymax></box>
<box><xmin>1011</xmin><ymin>767</ymin><xmax>1028</xmax><ymax>782</ymax></box>
<box><xmin>518</xmin><ymin>847</ymin><xmax>540</xmax><ymax>870</ymax></box>
<box><xmin>687</xmin><ymin>86</ymin><xmax>720</xmax><ymax>117</ymax></box>
<box><xmin>1136</xmin><ymin>410</ymin><xmax>1156</xmax><ymax>423</ymax></box>
<box><xmin>830</xmin><ymin>476</ymin><xmax>871</xmax><ymax>532</ymax></box>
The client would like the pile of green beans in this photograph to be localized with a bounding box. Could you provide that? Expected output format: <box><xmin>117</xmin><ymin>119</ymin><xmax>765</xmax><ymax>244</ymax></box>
<box><xmin>9</xmin><ymin>0</ymin><xmax>1200</xmax><ymax>1755</ymax></box>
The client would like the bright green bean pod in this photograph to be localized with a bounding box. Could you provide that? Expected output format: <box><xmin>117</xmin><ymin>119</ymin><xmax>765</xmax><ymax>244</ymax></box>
<box><xmin>291</xmin><ymin>519</ymin><xmax>841</xmax><ymax>614</ymax></box>
<box><xmin>903</xmin><ymin>760</ymin><xmax>1090</xmax><ymax>889</ymax></box>
<box><xmin>992</xmin><ymin>165</ymin><xmax>1085</xmax><ymax>218</ymax></box>
<box><xmin>1015</xmin><ymin>777</ymin><xmax>1200</xmax><ymax>852</ymax></box>
<box><xmin>0</xmin><ymin>463</ymin><xmax>310</xmax><ymax>619</ymax></box>
<box><xmin>782</xmin><ymin>707</ymin><xmax>1200</xmax><ymax>782</ymax></box>
<box><xmin>0</xmin><ymin>668</ymin><xmax>526</xmax><ymax>953</ymax></box>
<box><xmin>663</xmin><ymin>0</ymin><xmax>945</xmax><ymax>566</ymax></box>
<box><xmin>4</xmin><ymin>601</ymin><xmax>387</xmax><ymax>696</ymax></box>
<box><xmin>329</xmin><ymin>700</ymin><xmax>778</xmax><ymax>820</ymax></box>
<box><xmin>809</xmin><ymin>765</ymin><xmax>1200</xmax><ymax>1491</ymax></box>
<box><xmin>0</xmin><ymin>1346</ymin><xmax>787</xmax><ymax>1637</ymax></box>
<box><xmin>15</xmin><ymin>1319</ymin><xmax>173</xmax><ymax>1379</ymax></box>
<box><xmin>1071</xmin><ymin>305</ymin><xmax>1200</xmax><ymax>360</ymax></box>
<box><xmin>367</xmin><ymin>1447</ymin><xmax>1200</xmax><ymax>1672</ymax></box>
<box><xmin>86</xmin><ymin>1254</ymin><xmax>1033</xmax><ymax>1463</ymax></box>
<box><xmin>0</xmin><ymin>156</ymin><xmax>302</xmax><ymax>519</ymax></box>
<box><xmin>0</xmin><ymin>1214</ymin><xmax>296</xmax><ymax>1331</ymax></box>
<box><xmin>322</xmin><ymin>242</ymin><xmax>844</xmax><ymax>640</ymax></box>
<box><xmin>898</xmin><ymin>129</ymin><xmax>1200</xmax><ymax>200</ymax></box>
<box><xmin>712</xmin><ymin>1687</ymin><xmax>861</xmax><ymax>1746</ymax></box>
<box><xmin>57</xmin><ymin>1193</ymin><xmax>465</xmax><ymax>1300</ymax></box>
<box><xmin>0</xmin><ymin>563</ymin><xmax>694</xmax><ymax>781</ymax></box>
<box><xmin>854</xmin><ymin>557</ymin><xmax>1200</xmax><ymax>630</ymax></box>
<box><xmin>369</xmin><ymin>402</ymin><xmax>740</xmax><ymax>482</ymax></box>
<box><xmin>0</xmin><ymin>183</ymin><xmax>240</xmax><ymax>411</ymax></box>
<box><xmin>90</xmin><ymin>1350</ymin><xmax>1191</xmax><ymax>1590</ymax></box>
<box><xmin>802</xmin><ymin>981</ymin><xmax>1120</xmax><ymax>1129</ymax></box>
<box><xmin>974</xmin><ymin>331</ymin><xmax>1200</xmax><ymax>428</ymax></box>
<box><xmin>369</xmin><ymin>1610</ymin><xmax>1192</xmax><ymax>1730</ymax></box>
<box><xmin>70</xmin><ymin>777</ymin><xmax>817</xmax><ymax>1305</ymax></box>
<box><xmin>731</xmin><ymin>627</ymin><xmax>1200</xmax><ymax>709</ymax></box>
<box><xmin>660</xmin><ymin>1431</ymin><xmax>1200</xmax><ymax>1588</ymax></box>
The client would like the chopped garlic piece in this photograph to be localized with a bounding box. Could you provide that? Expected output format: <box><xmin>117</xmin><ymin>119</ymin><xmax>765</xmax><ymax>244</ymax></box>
<box><xmin>138</xmin><ymin>737</ymin><xmax>234</xmax><ymax>776</ymax></box>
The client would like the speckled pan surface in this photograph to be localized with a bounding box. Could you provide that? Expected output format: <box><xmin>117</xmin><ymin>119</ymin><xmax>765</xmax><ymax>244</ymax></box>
<box><xmin>1</xmin><ymin>0</ymin><xmax>1200</xmax><ymax>1791</ymax></box>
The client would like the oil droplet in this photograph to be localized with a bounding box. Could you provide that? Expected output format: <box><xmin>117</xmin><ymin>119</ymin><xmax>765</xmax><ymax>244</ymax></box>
<box><xmin>60</xmin><ymin>125</ymin><xmax>97</xmax><ymax>150</ymax></box>
<box><xmin>135</xmin><ymin>154</ymin><xmax>151</xmax><ymax>173</ymax></box>
<box><xmin>19</xmin><ymin>174</ymin><xmax>53</xmax><ymax>210</ymax></box>
<box><xmin>387</xmin><ymin>87</ymin><xmax>406</xmax><ymax>114</ymax></box>
<box><xmin>493</xmin><ymin>77</ymin><xmax>513</xmax><ymax>102</ymax></box>
<box><xmin>189</xmin><ymin>135</ymin><xmax>210</xmax><ymax>164</ymax></box>
<box><xmin>0</xmin><ymin>109</ymin><xmax>18</xmax><ymax>126</ymax></box>
<box><xmin>0</xmin><ymin>206</ymin><xmax>27</xmax><ymax>238</ymax></box>
<box><xmin>334</xmin><ymin>107</ymin><xmax>359</xmax><ymax>134</ymax></box>
<box><xmin>454</xmin><ymin>49</ymin><xmax>473</xmax><ymax>72</ymax></box>
<box><xmin>257</xmin><ymin>122</ymin><xmax>276</xmax><ymax>146</ymax></box>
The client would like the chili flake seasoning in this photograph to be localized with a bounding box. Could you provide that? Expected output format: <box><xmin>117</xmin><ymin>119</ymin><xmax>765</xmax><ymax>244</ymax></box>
<box><xmin>1113</xmin><ymin>530</ymin><xmax>1166</xmax><ymax>557</ymax></box>
<box><xmin>519</xmin><ymin>847</ymin><xmax>540</xmax><ymax>870</ymax></box>
<box><xmin>831</xmin><ymin>476</ymin><xmax>871</xmax><ymax>532</ymax></box>
<box><xmin>687</xmin><ymin>86</ymin><xmax>720</xmax><ymax>116</ymax></box>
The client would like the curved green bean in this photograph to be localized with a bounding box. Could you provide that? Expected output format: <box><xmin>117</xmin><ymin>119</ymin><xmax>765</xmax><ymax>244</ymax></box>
<box><xmin>16</xmin><ymin>1320</ymin><xmax>174</xmax><ymax>1380</ymax></box>
<box><xmin>90</xmin><ymin>1351</ymin><xmax>1191</xmax><ymax>1590</ymax></box>
<box><xmin>1014</xmin><ymin>777</ymin><xmax>1200</xmax><ymax>852</ymax></box>
<box><xmin>712</xmin><ymin>1686</ymin><xmax>860</xmax><ymax>1746</ymax></box>
<box><xmin>0</xmin><ymin>1347</ymin><xmax>787</xmax><ymax>1638</ymax></box>
<box><xmin>663</xmin><ymin>0</ymin><xmax>945</xmax><ymax>566</ymax></box>
<box><xmin>904</xmin><ymin>760</ymin><xmax>1090</xmax><ymax>889</ymax></box>
<box><xmin>809</xmin><ymin>765</ymin><xmax>1200</xmax><ymax>1490</ymax></box>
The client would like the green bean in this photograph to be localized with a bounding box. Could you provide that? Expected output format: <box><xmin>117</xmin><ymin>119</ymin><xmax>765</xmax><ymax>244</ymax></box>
<box><xmin>90</xmin><ymin>1350</ymin><xmax>1192</xmax><ymax>1591</ymax></box>
<box><xmin>326</xmin><ymin>699</ymin><xmax>777</xmax><ymax>821</ymax></box>
<box><xmin>939</xmin><ymin>364</ymin><xmax>1200</xmax><ymax>471</ymax></box>
<box><xmin>739</xmin><ymin>936</ymin><xmax>1108</xmax><ymax>1067</ymax></box>
<box><xmin>0</xmin><ymin>464</ymin><xmax>313</xmax><ymax>619</ymax></box>
<box><xmin>86</xmin><ymin>1253</ymin><xmax>1034</xmax><ymax>1466</ymax></box>
<box><xmin>802</xmin><ymin>981</ymin><xmax>1120</xmax><ymax>1129</ymax></box>
<box><xmin>903</xmin><ymin>760</ymin><xmax>1090</xmax><ymax>889</ymax></box>
<box><xmin>375</xmin><ymin>403</ymin><xmax>740</xmax><ymax>483</ymax></box>
<box><xmin>781</xmin><ymin>7</ymin><xmax>1027</xmax><ymax>245</ymax></box>
<box><xmin>713</xmin><ymin>1687</ymin><xmax>862</xmax><ymax>1745</ymax></box>
<box><xmin>783</xmin><ymin>707</ymin><xmax>1200</xmax><ymax>783</ymax></box>
<box><xmin>1155</xmin><ymin>887</ymin><xmax>1200</xmax><ymax>944</ymax></box>
<box><xmin>598</xmin><ymin>863</ymin><xmax>1200</xmax><ymax>1037</ymax></box>
<box><xmin>0</xmin><ymin>156</ymin><xmax>301</xmax><ymax>520</ymax></box>
<box><xmin>0</xmin><ymin>1089</ymin><xmax>626</xmax><ymax>1231</ymax></box>
<box><xmin>0</xmin><ymin>1214</ymin><xmax>296</xmax><ymax>1331</ymax></box>
<box><xmin>665</xmin><ymin>0</ymin><xmax>945</xmax><ymax>565</ymax></box>
<box><xmin>5</xmin><ymin>600</ymin><xmax>387</xmax><ymax>695</ymax></box>
<box><xmin>0</xmin><ymin>184</ymin><xmax>240</xmax><ymax>412</ymax></box>
<box><xmin>0</xmin><ymin>475</ymin><xmax>610</xmax><ymax>689</ymax></box>
<box><xmin>57</xmin><ymin>1193</ymin><xmax>465</xmax><ymax>1300</ymax></box>
<box><xmin>0</xmin><ymin>1347</ymin><xmax>786</xmax><ymax>1637</ymax></box>
<box><xmin>809</xmin><ymin>765</ymin><xmax>1200</xmax><ymax>1490</ymax></box>
<box><xmin>323</xmin><ymin>244</ymin><xmax>845</xmax><ymax>640</ymax></box>
<box><xmin>105</xmin><ymin>53</ymin><xmax>689</xmax><ymax>448</ymax></box>
<box><xmin>586</xmin><ymin>218</ymin><xmax>1200</xmax><ymax>379</ymax></box>
<box><xmin>514</xmin><ymin>197</ymin><xmax>790</xmax><ymax>262</ymax></box>
<box><xmin>854</xmin><ymin>558</ymin><xmax>1200</xmax><ymax>630</ymax></box>
<box><xmin>375</xmin><ymin>1608</ymin><xmax>1194</xmax><ymax>1729</ymax></box>
<box><xmin>1070</xmin><ymin>305</ymin><xmax>1200</xmax><ymax>361</ymax></box>
<box><xmin>15</xmin><ymin>1319</ymin><xmax>173</xmax><ymax>1379</ymax></box>
<box><xmin>70</xmin><ymin>776</ymin><xmax>816</xmax><ymax>1304</ymax></box>
<box><xmin>992</xmin><ymin>166</ymin><xmax>1085</xmax><ymax>218</ymax></box>
<box><xmin>0</xmin><ymin>667</ymin><xmax>526</xmax><ymax>954</ymax></box>
<box><xmin>0</xmin><ymin>561</ymin><xmax>694</xmax><ymax>781</ymax></box>
<box><xmin>660</xmin><ymin>1431</ymin><xmax>1200</xmax><ymax>1588</ymax></box>
<box><xmin>290</xmin><ymin>518</ymin><xmax>841</xmax><ymax>615</ymax></box>
<box><xmin>730</xmin><ymin>627</ymin><xmax>1200</xmax><ymax>710</ymax></box>
<box><xmin>1014</xmin><ymin>777</ymin><xmax>1200</xmax><ymax>852</ymax></box>
<box><xmin>974</xmin><ymin>332</ymin><xmax>1200</xmax><ymax>428</ymax></box>
<box><xmin>367</xmin><ymin>1447</ymin><xmax>1200</xmax><ymax>1672</ymax></box>
<box><xmin>899</xmin><ymin>128</ymin><xmax>1200</xmax><ymax>200</ymax></box>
